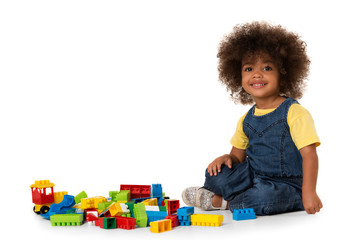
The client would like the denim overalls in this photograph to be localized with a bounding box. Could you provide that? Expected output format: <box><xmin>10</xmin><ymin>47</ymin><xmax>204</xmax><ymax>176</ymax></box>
<box><xmin>203</xmin><ymin>98</ymin><xmax>305</xmax><ymax>215</ymax></box>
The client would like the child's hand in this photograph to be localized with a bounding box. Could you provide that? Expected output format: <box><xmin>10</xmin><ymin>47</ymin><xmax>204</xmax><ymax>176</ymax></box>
<box><xmin>302</xmin><ymin>190</ymin><xmax>323</xmax><ymax>214</ymax></box>
<box><xmin>207</xmin><ymin>154</ymin><xmax>232</xmax><ymax>176</ymax></box>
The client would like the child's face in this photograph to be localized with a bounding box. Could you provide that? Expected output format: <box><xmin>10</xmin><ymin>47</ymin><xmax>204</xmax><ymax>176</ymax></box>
<box><xmin>241</xmin><ymin>53</ymin><xmax>281</xmax><ymax>103</ymax></box>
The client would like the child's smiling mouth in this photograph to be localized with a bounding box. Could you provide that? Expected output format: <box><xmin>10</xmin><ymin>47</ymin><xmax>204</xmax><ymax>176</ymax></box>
<box><xmin>250</xmin><ymin>83</ymin><xmax>267</xmax><ymax>88</ymax></box>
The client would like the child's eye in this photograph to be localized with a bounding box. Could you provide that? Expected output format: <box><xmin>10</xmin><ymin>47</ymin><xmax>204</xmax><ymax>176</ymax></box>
<box><xmin>244</xmin><ymin>67</ymin><xmax>252</xmax><ymax>72</ymax></box>
<box><xmin>264</xmin><ymin>66</ymin><xmax>272</xmax><ymax>71</ymax></box>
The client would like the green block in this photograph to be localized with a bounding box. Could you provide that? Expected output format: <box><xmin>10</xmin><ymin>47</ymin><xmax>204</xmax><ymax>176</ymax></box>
<box><xmin>102</xmin><ymin>218</ymin><xmax>117</xmax><ymax>229</ymax></box>
<box><xmin>98</xmin><ymin>201</ymin><xmax>113</xmax><ymax>211</ymax></box>
<box><xmin>115</xmin><ymin>190</ymin><xmax>130</xmax><ymax>202</ymax></box>
<box><xmin>164</xmin><ymin>199</ymin><xmax>168</xmax><ymax>210</ymax></box>
<box><xmin>159</xmin><ymin>206</ymin><xmax>167</xmax><ymax>212</ymax></box>
<box><xmin>50</xmin><ymin>214</ymin><xmax>83</xmax><ymax>226</ymax></box>
<box><xmin>74</xmin><ymin>191</ymin><xmax>87</xmax><ymax>204</ymax></box>
<box><xmin>109</xmin><ymin>191</ymin><xmax>120</xmax><ymax>201</ymax></box>
<box><xmin>134</xmin><ymin>202</ymin><xmax>147</xmax><ymax>227</ymax></box>
<box><xmin>120</xmin><ymin>212</ymin><xmax>131</xmax><ymax>218</ymax></box>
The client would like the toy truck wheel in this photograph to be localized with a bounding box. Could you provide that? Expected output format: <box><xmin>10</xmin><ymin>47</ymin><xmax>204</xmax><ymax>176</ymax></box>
<box><xmin>33</xmin><ymin>206</ymin><xmax>40</xmax><ymax>214</ymax></box>
<box><xmin>40</xmin><ymin>206</ymin><xmax>50</xmax><ymax>214</ymax></box>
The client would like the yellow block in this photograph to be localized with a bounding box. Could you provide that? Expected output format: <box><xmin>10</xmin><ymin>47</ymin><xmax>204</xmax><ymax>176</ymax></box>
<box><xmin>143</xmin><ymin>198</ymin><xmax>158</xmax><ymax>206</ymax></box>
<box><xmin>109</xmin><ymin>203</ymin><xmax>130</xmax><ymax>216</ymax></box>
<box><xmin>80</xmin><ymin>196</ymin><xmax>107</xmax><ymax>209</ymax></box>
<box><xmin>54</xmin><ymin>191</ymin><xmax>68</xmax><ymax>204</ymax></box>
<box><xmin>150</xmin><ymin>219</ymin><xmax>172</xmax><ymax>233</ymax></box>
<box><xmin>191</xmin><ymin>214</ymin><xmax>223</xmax><ymax>227</ymax></box>
<box><xmin>30</xmin><ymin>180</ymin><xmax>55</xmax><ymax>189</ymax></box>
<box><xmin>34</xmin><ymin>203</ymin><xmax>51</xmax><ymax>212</ymax></box>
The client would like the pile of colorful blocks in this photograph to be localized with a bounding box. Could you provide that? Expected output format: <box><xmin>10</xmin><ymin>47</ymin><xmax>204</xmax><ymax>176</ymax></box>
<box><xmin>30</xmin><ymin>180</ymin><xmax>255</xmax><ymax>233</ymax></box>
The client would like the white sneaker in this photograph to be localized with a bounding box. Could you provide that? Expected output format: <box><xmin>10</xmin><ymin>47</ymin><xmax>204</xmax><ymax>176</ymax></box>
<box><xmin>195</xmin><ymin>188</ymin><xmax>228</xmax><ymax>211</ymax></box>
<box><xmin>195</xmin><ymin>188</ymin><xmax>216</xmax><ymax>210</ymax></box>
<box><xmin>182</xmin><ymin>186</ymin><xmax>201</xmax><ymax>206</ymax></box>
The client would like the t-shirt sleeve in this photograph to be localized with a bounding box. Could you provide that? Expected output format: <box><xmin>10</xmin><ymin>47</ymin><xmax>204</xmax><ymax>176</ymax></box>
<box><xmin>230</xmin><ymin>113</ymin><xmax>249</xmax><ymax>150</ymax></box>
<box><xmin>288</xmin><ymin>104</ymin><xmax>321</xmax><ymax>150</ymax></box>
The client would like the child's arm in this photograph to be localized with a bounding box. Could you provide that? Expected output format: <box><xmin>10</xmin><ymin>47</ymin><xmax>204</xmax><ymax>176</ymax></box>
<box><xmin>207</xmin><ymin>146</ymin><xmax>246</xmax><ymax>176</ymax></box>
<box><xmin>300</xmin><ymin>144</ymin><xmax>323</xmax><ymax>214</ymax></box>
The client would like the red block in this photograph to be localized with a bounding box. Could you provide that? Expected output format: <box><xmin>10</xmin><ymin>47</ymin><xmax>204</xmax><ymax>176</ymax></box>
<box><xmin>165</xmin><ymin>215</ymin><xmax>179</xmax><ymax>228</ymax></box>
<box><xmin>86</xmin><ymin>213</ymin><xmax>99</xmax><ymax>223</ymax></box>
<box><xmin>120</xmin><ymin>184</ymin><xmax>151</xmax><ymax>199</ymax></box>
<box><xmin>31</xmin><ymin>187</ymin><xmax>55</xmax><ymax>205</ymax></box>
<box><xmin>94</xmin><ymin>218</ymin><xmax>101</xmax><ymax>227</ymax></box>
<box><xmin>115</xmin><ymin>216</ymin><xmax>136</xmax><ymax>230</ymax></box>
<box><xmin>167</xmin><ymin>200</ymin><xmax>180</xmax><ymax>215</ymax></box>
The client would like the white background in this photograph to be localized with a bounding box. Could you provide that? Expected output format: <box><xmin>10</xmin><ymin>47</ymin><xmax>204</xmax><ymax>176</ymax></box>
<box><xmin>1</xmin><ymin>0</ymin><xmax>359</xmax><ymax>239</ymax></box>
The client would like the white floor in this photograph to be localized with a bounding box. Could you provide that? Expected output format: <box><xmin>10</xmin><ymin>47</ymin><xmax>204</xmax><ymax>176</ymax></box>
<box><xmin>13</xmin><ymin>204</ymin><xmax>355</xmax><ymax>240</ymax></box>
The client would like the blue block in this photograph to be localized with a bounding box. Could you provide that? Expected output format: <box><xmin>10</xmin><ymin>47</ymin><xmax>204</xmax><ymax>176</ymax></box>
<box><xmin>233</xmin><ymin>208</ymin><xmax>256</xmax><ymax>221</ymax></box>
<box><xmin>179</xmin><ymin>219</ymin><xmax>191</xmax><ymax>226</ymax></box>
<box><xmin>152</xmin><ymin>184</ymin><xmax>163</xmax><ymax>198</ymax></box>
<box><xmin>132</xmin><ymin>197</ymin><xmax>151</xmax><ymax>203</ymax></box>
<box><xmin>146</xmin><ymin>210</ymin><xmax>167</xmax><ymax>226</ymax></box>
<box><xmin>41</xmin><ymin>195</ymin><xmax>76</xmax><ymax>220</ymax></box>
<box><xmin>177</xmin><ymin>207</ymin><xmax>193</xmax><ymax>227</ymax></box>
<box><xmin>177</xmin><ymin>206</ymin><xmax>194</xmax><ymax>217</ymax></box>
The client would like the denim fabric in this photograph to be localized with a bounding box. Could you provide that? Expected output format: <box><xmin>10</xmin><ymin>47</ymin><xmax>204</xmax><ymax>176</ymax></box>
<box><xmin>228</xmin><ymin>174</ymin><xmax>304</xmax><ymax>215</ymax></box>
<box><xmin>243</xmin><ymin>97</ymin><xmax>303</xmax><ymax>177</ymax></box>
<box><xmin>203</xmin><ymin>161</ymin><xmax>253</xmax><ymax>201</ymax></box>
<box><xmin>203</xmin><ymin>97</ymin><xmax>305</xmax><ymax>215</ymax></box>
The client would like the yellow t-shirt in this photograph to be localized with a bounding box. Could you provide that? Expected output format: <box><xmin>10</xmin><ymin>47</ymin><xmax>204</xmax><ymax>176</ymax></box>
<box><xmin>230</xmin><ymin>103</ymin><xmax>321</xmax><ymax>150</ymax></box>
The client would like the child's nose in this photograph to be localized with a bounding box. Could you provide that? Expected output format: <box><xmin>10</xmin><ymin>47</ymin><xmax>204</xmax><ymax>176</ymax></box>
<box><xmin>253</xmin><ymin>70</ymin><xmax>263</xmax><ymax>78</ymax></box>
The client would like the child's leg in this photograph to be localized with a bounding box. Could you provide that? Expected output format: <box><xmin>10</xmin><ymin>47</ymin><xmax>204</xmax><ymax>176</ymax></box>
<box><xmin>190</xmin><ymin>161</ymin><xmax>253</xmax><ymax>210</ymax></box>
<box><xmin>203</xmin><ymin>160</ymin><xmax>253</xmax><ymax>201</ymax></box>
<box><xmin>228</xmin><ymin>176</ymin><xmax>304</xmax><ymax>215</ymax></box>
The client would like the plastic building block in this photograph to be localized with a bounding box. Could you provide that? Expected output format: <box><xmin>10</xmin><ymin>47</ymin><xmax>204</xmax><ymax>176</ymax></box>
<box><xmin>165</xmin><ymin>215</ymin><xmax>179</xmax><ymax>228</ymax></box>
<box><xmin>80</xmin><ymin>196</ymin><xmax>107</xmax><ymax>210</ymax></box>
<box><xmin>41</xmin><ymin>195</ymin><xmax>76</xmax><ymax>220</ymax></box>
<box><xmin>74</xmin><ymin>191</ymin><xmax>87</xmax><ymax>204</ymax></box>
<box><xmin>99</xmin><ymin>202</ymin><xmax>115</xmax><ymax>217</ymax></box>
<box><xmin>85</xmin><ymin>209</ymin><xmax>98</xmax><ymax>218</ymax></box>
<box><xmin>98</xmin><ymin>202</ymin><xmax>112</xmax><ymax>211</ymax></box>
<box><xmin>30</xmin><ymin>180</ymin><xmax>55</xmax><ymax>189</ymax></box>
<box><xmin>109</xmin><ymin>191</ymin><xmax>120</xmax><ymax>201</ymax></box>
<box><xmin>145</xmin><ymin>205</ymin><xmax>160</xmax><ymax>211</ymax></box>
<box><xmin>30</xmin><ymin>180</ymin><xmax>55</xmax><ymax>205</ymax></box>
<box><xmin>144</xmin><ymin>198</ymin><xmax>158</xmax><ymax>206</ymax></box>
<box><xmin>53</xmin><ymin>191</ymin><xmax>68</xmax><ymax>204</ymax></box>
<box><xmin>115</xmin><ymin>216</ymin><xmax>136</xmax><ymax>230</ymax></box>
<box><xmin>177</xmin><ymin>206</ymin><xmax>194</xmax><ymax>226</ymax></box>
<box><xmin>191</xmin><ymin>214</ymin><xmax>223</xmax><ymax>227</ymax></box>
<box><xmin>50</xmin><ymin>214</ymin><xmax>83</xmax><ymax>226</ymax></box>
<box><xmin>116</xmin><ymin>190</ymin><xmax>130</xmax><ymax>202</ymax></box>
<box><xmin>233</xmin><ymin>208</ymin><xmax>256</xmax><ymax>221</ymax></box>
<box><xmin>133</xmin><ymin>202</ymin><xmax>148</xmax><ymax>227</ymax></box>
<box><xmin>177</xmin><ymin>206</ymin><xmax>194</xmax><ymax>216</ymax></box>
<box><xmin>125</xmin><ymin>202</ymin><xmax>135</xmax><ymax>215</ymax></box>
<box><xmin>167</xmin><ymin>200</ymin><xmax>180</xmax><ymax>215</ymax></box>
<box><xmin>150</xmin><ymin>219</ymin><xmax>172</xmax><ymax>233</ymax></box>
<box><xmin>109</xmin><ymin>203</ymin><xmax>130</xmax><ymax>217</ymax></box>
<box><xmin>103</xmin><ymin>217</ymin><xmax>117</xmax><ymax>229</ymax></box>
<box><xmin>95</xmin><ymin>217</ymin><xmax>117</xmax><ymax>229</ymax></box>
<box><xmin>86</xmin><ymin>213</ymin><xmax>99</xmax><ymax>222</ymax></box>
<box><xmin>152</xmin><ymin>184</ymin><xmax>162</xmax><ymax>198</ymax></box>
<box><xmin>120</xmin><ymin>185</ymin><xmax>151</xmax><ymax>199</ymax></box>
<box><xmin>132</xmin><ymin>197</ymin><xmax>151</xmax><ymax>203</ymax></box>
<box><xmin>146</xmin><ymin>210</ymin><xmax>167</xmax><ymax>225</ymax></box>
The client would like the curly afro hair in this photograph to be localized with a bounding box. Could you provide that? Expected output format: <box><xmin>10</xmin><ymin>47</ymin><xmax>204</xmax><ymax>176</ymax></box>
<box><xmin>217</xmin><ymin>21</ymin><xmax>310</xmax><ymax>105</ymax></box>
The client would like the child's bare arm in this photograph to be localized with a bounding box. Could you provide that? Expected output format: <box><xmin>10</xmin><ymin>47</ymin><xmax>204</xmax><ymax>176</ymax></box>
<box><xmin>300</xmin><ymin>144</ymin><xmax>323</xmax><ymax>214</ymax></box>
<box><xmin>207</xmin><ymin>147</ymin><xmax>246</xmax><ymax>176</ymax></box>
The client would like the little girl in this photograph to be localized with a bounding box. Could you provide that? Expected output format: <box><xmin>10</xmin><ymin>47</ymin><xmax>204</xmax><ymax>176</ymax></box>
<box><xmin>182</xmin><ymin>22</ymin><xmax>323</xmax><ymax>215</ymax></box>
